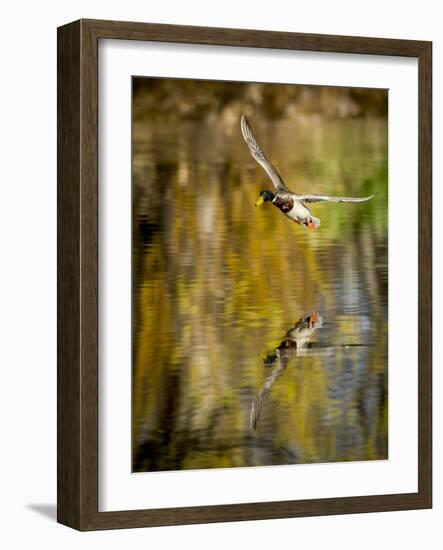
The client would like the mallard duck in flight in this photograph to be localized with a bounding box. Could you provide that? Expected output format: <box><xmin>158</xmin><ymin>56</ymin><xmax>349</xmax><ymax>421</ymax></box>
<box><xmin>240</xmin><ymin>114</ymin><xmax>374</xmax><ymax>230</ymax></box>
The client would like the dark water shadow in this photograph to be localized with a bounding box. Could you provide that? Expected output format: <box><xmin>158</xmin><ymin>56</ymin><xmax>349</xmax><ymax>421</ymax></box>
<box><xmin>26</xmin><ymin>503</ymin><xmax>57</xmax><ymax>522</ymax></box>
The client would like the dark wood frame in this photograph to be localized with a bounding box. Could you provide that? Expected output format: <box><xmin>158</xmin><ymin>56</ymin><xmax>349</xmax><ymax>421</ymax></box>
<box><xmin>57</xmin><ymin>18</ymin><xmax>432</xmax><ymax>531</ymax></box>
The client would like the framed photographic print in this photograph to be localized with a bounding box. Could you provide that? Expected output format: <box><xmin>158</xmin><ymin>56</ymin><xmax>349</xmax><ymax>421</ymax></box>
<box><xmin>57</xmin><ymin>19</ymin><xmax>432</xmax><ymax>530</ymax></box>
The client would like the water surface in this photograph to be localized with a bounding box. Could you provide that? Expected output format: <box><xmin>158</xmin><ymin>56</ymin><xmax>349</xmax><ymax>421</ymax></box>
<box><xmin>132</xmin><ymin>113</ymin><xmax>388</xmax><ymax>472</ymax></box>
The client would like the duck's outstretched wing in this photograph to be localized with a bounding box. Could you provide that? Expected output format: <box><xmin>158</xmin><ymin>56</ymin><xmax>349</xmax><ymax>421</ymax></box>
<box><xmin>297</xmin><ymin>193</ymin><xmax>375</xmax><ymax>204</ymax></box>
<box><xmin>241</xmin><ymin>114</ymin><xmax>289</xmax><ymax>193</ymax></box>
<box><xmin>250</xmin><ymin>357</ymin><xmax>287</xmax><ymax>430</ymax></box>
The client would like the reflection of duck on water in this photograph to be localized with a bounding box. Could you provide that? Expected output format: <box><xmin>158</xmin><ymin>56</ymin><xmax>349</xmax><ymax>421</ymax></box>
<box><xmin>264</xmin><ymin>312</ymin><xmax>324</xmax><ymax>365</ymax></box>
<box><xmin>250</xmin><ymin>312</ymin><xmax>369</xmax><ymax>430</ymax></box>
<box><xmin>251</xmin><ymin>312</ymin><xmax>323</xmax><ymax>430</ymax></box>
<box><xmin>241</xmin><ymin>115</ymin><xmax>374</xmax><ymax>230</ymax></box>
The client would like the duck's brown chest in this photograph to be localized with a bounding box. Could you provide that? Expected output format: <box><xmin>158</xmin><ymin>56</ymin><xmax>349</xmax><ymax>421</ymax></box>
<box><xmin>272</xmin><ymin>195</ymin><xmax>294</xmax><ymax>213</ymax></box>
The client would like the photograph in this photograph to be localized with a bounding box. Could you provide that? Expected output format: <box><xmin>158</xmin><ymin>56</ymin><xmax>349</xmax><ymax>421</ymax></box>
<box><xmin>131</xmin><ymin>77</ymin><xmax>388</xmax><ymax>473</ymax></box>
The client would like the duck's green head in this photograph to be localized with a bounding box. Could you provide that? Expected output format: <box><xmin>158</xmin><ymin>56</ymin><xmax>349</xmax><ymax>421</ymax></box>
<box><xmin>255</xmin><ymin>190</ymin><xmax>275</xmax><ymax>206</ymax></box>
